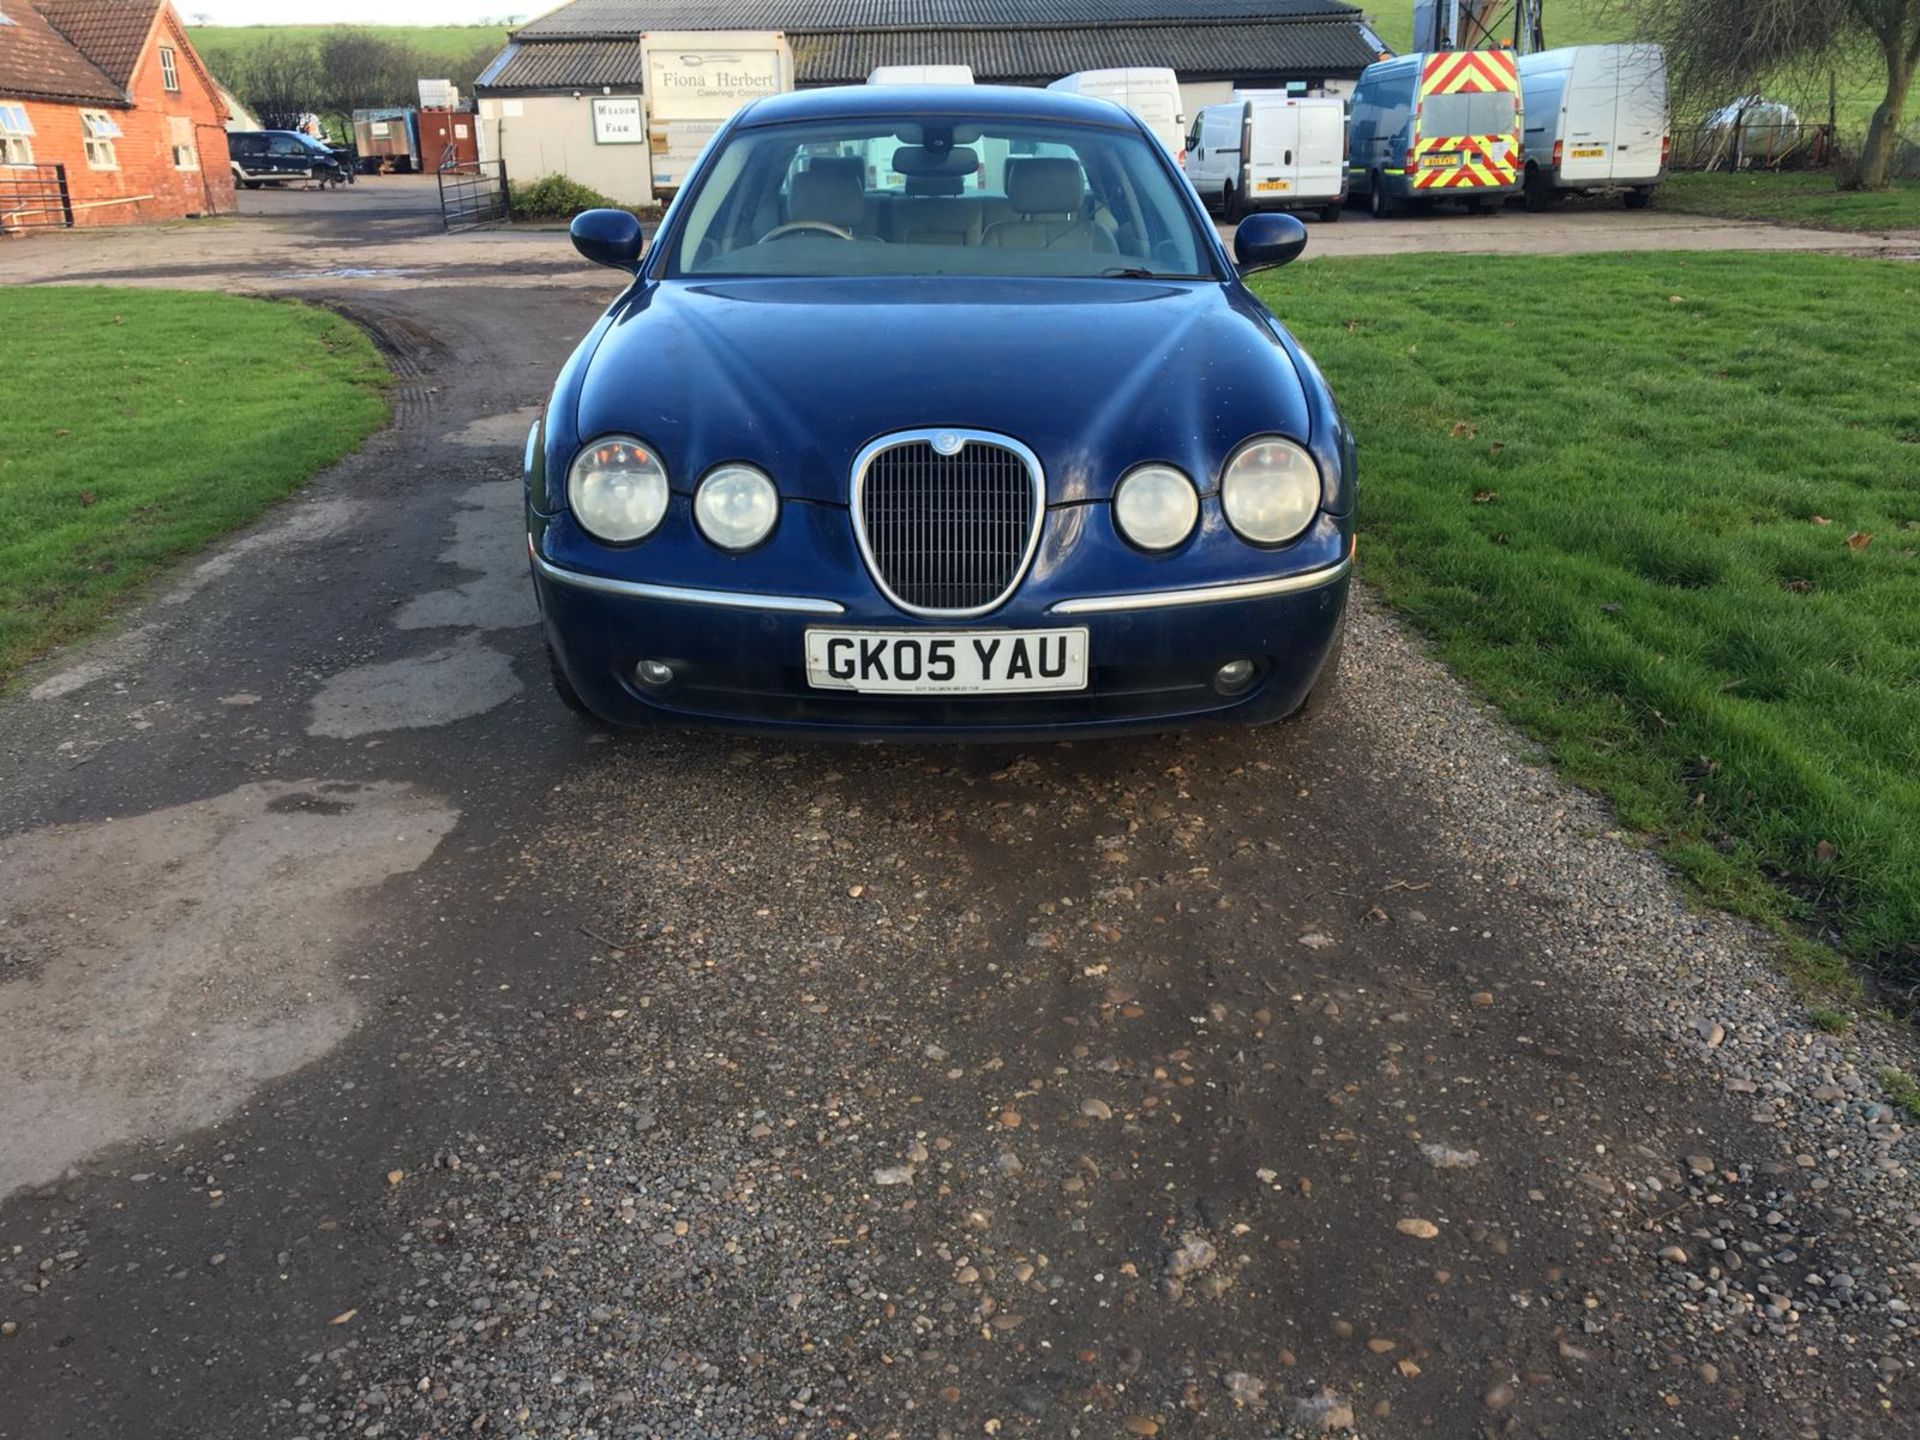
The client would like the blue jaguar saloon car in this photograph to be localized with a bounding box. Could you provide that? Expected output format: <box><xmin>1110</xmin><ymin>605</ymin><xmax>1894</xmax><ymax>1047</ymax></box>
<box><xmin>527</xmin><ymin>85</ymin><xmax>1353</xmax><ymax>739</ymax></box>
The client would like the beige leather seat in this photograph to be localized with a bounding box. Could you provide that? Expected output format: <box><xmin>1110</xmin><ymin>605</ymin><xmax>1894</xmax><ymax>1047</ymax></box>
<box><xmin>894</xmin><ymin>174</ymin><xmax>982</xmax><ymax>246</ymax></box>
<box><xmin>982</xmin><ymin>158</ymin><xmax>1117</xmax><ymax>253</ymax></box>
<box><xmin>788</xmin><ymin>162</ymin><xmax>872</xmax><ymax>237</ymax></box>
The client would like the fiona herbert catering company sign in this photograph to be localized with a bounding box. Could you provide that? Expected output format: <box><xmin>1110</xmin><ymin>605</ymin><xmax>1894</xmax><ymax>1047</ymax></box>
<box><xmin>592</xmin><ymin>96</ymin><xmax>645</xmax><ymax>144</ymax></box>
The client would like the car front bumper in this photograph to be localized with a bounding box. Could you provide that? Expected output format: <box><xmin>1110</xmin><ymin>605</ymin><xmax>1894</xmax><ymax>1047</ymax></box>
<box><xmin>531</xmin><ymin>539</ymin><xmax>1352</xmax><ymax>740</ymax></box>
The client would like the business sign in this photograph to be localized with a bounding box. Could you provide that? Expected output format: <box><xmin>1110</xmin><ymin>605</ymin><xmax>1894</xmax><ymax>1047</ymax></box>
<box><xmin>592</xmin><ymin>96</ymin><xmax>645</xmax><ymax>145</ymax></box>
<box><xmin>651</xmin><ymin>119</ymin><xmax>721</xmax><ymax>187</ymax></box>
<box><xmin>642</xmin><ymin>32</ymin><xmax>790</xmax><ymax>122</ymax></box>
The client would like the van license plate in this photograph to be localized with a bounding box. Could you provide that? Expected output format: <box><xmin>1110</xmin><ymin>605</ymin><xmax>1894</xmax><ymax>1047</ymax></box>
<box><xmin>1255</xmin><ymin>179</ymin><xmax>1290</xmax><ymax>192</ymax></box>
<box><xmin>804</xmin><ymin>628</ymin><xmax>1089</xmax><ymax>695</ymax></box>
<box><xmin>1423</xmin><ymin>153</ymin><xmax>1461</xmax><ymax>168</ymax></box>
<box><xmin>1570</xmin><ymin>146</ymin><xmax>1607</xmax><ymax>158</ymax></box>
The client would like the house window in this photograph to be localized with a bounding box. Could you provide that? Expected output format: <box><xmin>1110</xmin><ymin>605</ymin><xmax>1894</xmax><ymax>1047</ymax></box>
<box><xmin>80</xmin><ymin>109</ymin><xmax>120</xmax><ymax>168</ymax></box>
<box><xmin>0</xmin><ymin>102</ymin><xmax>33</xmax><ymax>166</ymax></box>
<box><xmin>159</xmin><ymin>46</ymin><xmax>179</xmax><ymax>91</ymax></box>
<box><xmin>169</xmin><ymin>114</ymin><xmax>197</xmax><ymax>169</ymax></box>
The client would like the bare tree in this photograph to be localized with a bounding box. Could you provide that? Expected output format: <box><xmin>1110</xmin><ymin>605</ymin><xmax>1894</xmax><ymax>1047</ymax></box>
<box><xmin>207</xmin><ymin>36</ymin><xmax>323</xmax><ymax>131</ymax></box>
<box><xmin>315</xmin><ymin>32</ymin><xmax>428</xmax><ymax>118</ymax></box>
<box><xmin>1627</xmin><ymin>0</ymin><xmax>1918</xmax><ymax>188</ymax></box>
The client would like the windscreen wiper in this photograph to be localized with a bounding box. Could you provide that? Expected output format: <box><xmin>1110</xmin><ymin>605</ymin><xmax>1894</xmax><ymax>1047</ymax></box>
<box><xmin>1098</xmin><ymin>267</ymin><xmax>1208</xmax><ymax>279</ymax></box>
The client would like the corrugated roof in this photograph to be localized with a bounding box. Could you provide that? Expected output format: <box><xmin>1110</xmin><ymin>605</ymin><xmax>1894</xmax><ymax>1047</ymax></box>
<box><xmin>482</xmin><ymin>18</ymin><xmax>1376</xmax><ymax>91</ymax></box>
<box><xmin>481</xmin><ymin>39</ymin><xmax>645</xmax><ymax>90</ymax></box>
<box><xmin>34</xmin><ymin>0</ymin><xmax>159</xmax><ymax>89</ymax></box>
<box><xmin>793</xmin><ymin>20</ymin><xmax>1378</xmax><ymax>84</ymax></box>
<box><xmin>518</xmin><ymin>0</ymin><xmax>1359</xmax><ymax>39</ymax></box>
<box><xmin>0</xmin><ymin>0</ymin><xmax>128</xmax><ymax>105</ymax></box>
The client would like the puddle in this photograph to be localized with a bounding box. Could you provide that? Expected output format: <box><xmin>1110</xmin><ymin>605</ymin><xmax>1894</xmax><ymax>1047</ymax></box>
<box><xmin>0</xmin><ymin>780</ymin><xmax>457</xmax><ymax>1198</ymax></box>
<box><xmin>307</xmin><ymin>632</ymin><xmax>523</xmax><ymax>738</ymax></box>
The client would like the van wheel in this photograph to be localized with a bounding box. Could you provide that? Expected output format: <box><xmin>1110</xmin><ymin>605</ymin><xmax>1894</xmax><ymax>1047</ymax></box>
<box><xmin>1319</xmin><ymin>200</ymin><xmax>1342</xmax><ymax>223</ymax></box>
<box><xmin>1522</xmin><ymin>165</ymin><xmax>1552</xmax><ymax>212</ymax></box>
<box><xmin>1624</xmin><ymin>187</ymin><xmax>1654</xmax><ymax>209</ymax></box>
<box><xmin>1369</xmin><ymin>175</ymin><xmax>1396</xmax><ymax>218</ymax></box>
<box><xmin>1223</xmin><ymin>182</ymin><xmax>1244</xmax><ymax>222</ymax></box>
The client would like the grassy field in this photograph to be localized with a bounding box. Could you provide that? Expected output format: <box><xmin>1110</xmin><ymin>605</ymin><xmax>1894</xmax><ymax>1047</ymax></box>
<box><xmin>1656</xmin><ymin>171</ymin><xmax>1920</xmax><ymax>231</ymax></box>
<box><xmin>186</xmin><ymin>23</ymin><xmax>510</xmax><ymax>65</ymax></box>
<box><xmin>1250</xmin><ymin>252</ymin><xmax>1920</xmax><ymax>987</ymax></box>
<box><xmin>2</xmin><ymin>289</ymin><xmax>389</xmax><ymax>687</ymax></box>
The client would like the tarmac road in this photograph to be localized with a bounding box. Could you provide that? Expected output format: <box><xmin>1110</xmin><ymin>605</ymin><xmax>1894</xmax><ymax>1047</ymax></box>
<box><xmin>2</xmin><ymin>181</ymin><xmax>1917</xmax><ymax>1440</ymax></box>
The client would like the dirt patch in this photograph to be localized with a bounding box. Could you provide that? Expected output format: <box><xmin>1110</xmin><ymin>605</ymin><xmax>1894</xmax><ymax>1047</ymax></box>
<box><xmin>0</xmin><ymin>779</ymin><xmax>457</xmax><ymax>1199</ymax></box>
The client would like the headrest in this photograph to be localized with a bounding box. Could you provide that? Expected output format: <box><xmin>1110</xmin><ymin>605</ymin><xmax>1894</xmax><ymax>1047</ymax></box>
<box><xmin>1005</xmin><ymin>157</ymin><xmax>1085</xmax><ymax>215</ymax></box>
<box><xmin>806</xmin><ymin>154</ymin><xmax>865</xmax><ymax>185</ymax></box>
<box><xmin>789</xmin><ymin>165</ymin><xmax>866</xmax><ymax>229</ymax></box>
<box><xmin>891</xmin><ymin>144</ymin><xmax>979</xmax><ymax>178</ymax></box>
<box><xmin>905</xmin><ymin>173</ymin><xmax>966</xmax><ymax>197</ymax></box>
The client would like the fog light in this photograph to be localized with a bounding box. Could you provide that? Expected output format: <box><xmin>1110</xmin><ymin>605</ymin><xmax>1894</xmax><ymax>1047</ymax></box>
<box><xmin>1213</xmin><ymin>658</ymin><xmax>1256</xmax><ymax>694</ymax></box>
<box><xmin>635</xmin><ymin>659</ymin><xmax>674</xmax><ymax>687</ymax></box>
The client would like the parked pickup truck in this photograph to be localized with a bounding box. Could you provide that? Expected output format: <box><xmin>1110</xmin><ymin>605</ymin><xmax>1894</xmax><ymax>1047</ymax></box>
<box><xmin>226</xmin><ymin>130</ymin><xmax>344</xmax><ymax>188</ymax></box>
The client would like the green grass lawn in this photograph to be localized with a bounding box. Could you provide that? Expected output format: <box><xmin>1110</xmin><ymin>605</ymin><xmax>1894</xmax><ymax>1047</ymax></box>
<box><xmin>186</xmin><ymin>23</ymin><xmax>510</xmax><ymax>65</ymax></box>
<box><xmin>1250</xmin><ymin>252</ymin><xmax>1920</xmax><ymax>986</ymax></box>
<box><xmin>1</xmin><ymin>288</ymin><xmax>388</xmax><ymax>687</ymax></box>
<box><xmin>1655</xmin><ymin>170</ymin><xmax>1920</xmax><ymax>231</ymax></box>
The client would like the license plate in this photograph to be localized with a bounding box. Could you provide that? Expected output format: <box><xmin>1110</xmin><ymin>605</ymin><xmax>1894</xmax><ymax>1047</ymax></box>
<box><xmin>1423</xmin><ymin>152</ymin><xmax>1461</xmax><ymax>167</ymax></box>
<box><xmin>804</xmin><ymin>628</ymin><xmax>1089</xmax><ymax>695</ymax></box>
<box><xmin>1254</xmin><ymin>178</ymin><xmax>1290</xmax><ymax>192</ymax></box>
<box><xmin>1570</xmin><ymin>146</ymin><xmax>1606</xmax><ymax>158</ymax></box>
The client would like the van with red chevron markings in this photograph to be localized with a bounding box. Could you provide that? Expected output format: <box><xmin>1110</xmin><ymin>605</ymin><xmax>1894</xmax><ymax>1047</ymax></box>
<box><xmin>1346</xmin><ymin>49</ymin><xmax>1523</xmax><ymax>217</ymax></box>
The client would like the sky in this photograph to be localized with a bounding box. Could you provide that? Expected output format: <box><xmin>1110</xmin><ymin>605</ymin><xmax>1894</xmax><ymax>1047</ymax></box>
<box><xmin>182</xmin><ymin>1</ymin><xmax>529</xmax><ymax>23</ymax></box>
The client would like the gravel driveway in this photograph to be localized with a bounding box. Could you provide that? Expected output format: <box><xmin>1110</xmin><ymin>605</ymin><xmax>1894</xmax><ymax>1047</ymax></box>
<box><xmin>1</xmin><ymin>186</ymin><xmax>1916</xmax><ymax>1440</ymax></box>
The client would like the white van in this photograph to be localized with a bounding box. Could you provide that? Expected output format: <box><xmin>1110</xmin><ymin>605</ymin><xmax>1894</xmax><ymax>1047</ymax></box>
<box><xmin>866</xmin><ymin>65</ymin><xmax>975</xmax><ymax>86</ymax></box>
<box><xmin>1517</xmin><ymin>44</ymin><xmax>1668</xmax><ymax>209</ymax></box>
<box><xmin>1184</xmin><ymin>94</ymin><xmax>1346</xmax><ymax>222</ymax></box>
<box><xmin>1047</xmin><ymin>68</ymin><xmax>1185</xmax><ymax>157</ymax></box>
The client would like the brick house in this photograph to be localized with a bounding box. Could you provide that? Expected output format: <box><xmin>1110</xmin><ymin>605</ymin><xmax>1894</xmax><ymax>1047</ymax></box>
<box><xmin>0</xmin><ymin>0</ymin><xmax>234</xmax><ymax>230</ymax></box>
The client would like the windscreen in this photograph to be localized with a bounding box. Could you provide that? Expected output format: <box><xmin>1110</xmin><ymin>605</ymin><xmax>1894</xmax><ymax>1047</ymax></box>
<box><xmin>1419</xmin><ymin>91</ymin><xmax>1519</xmax><ymax>137</ymax></box>
<box><xmin>668</xmin><ymin>115</ymin><xmax>1215</xmax><ymax>279</ymax></box>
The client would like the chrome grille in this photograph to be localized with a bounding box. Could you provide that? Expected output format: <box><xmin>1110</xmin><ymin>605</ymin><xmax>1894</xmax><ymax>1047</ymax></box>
<box><xmin>852</xmin><ymin>430</ymin><xmax>1043</xmax><ymax>618</ymax></box>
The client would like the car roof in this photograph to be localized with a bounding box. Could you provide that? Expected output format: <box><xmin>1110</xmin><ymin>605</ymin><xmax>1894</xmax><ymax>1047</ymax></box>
<box><xmin>736</xmin><ymin>83</ymin><xmax>1139</xmax><ymax>131</ymax></box>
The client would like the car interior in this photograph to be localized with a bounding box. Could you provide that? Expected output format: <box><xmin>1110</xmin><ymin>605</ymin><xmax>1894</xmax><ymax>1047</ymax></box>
<box><xmin>672</xmin><ymin>119</ymin><xmax>1210</xmax><ymax>276</ymax></box>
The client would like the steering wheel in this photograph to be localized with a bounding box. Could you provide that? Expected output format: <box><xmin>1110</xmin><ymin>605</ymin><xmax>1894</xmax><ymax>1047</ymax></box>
<box><xmin>763</xmin><ymin>220</ymin><xmax>855</xmax><ymax>242</ymax></box>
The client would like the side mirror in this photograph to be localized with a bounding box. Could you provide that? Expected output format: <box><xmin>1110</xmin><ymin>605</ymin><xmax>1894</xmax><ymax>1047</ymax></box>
<box><xmin>1232</xmin><ymin>211</ymin><xmax>1309</xmax><ymax>273</ymax></box>
<box><xmin>570</xmin><ymin>208</ymin><xmax>645</xmax><ymax>272</ymax></box>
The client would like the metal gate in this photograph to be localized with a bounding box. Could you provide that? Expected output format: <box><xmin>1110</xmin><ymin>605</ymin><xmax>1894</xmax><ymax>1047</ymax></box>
<box><xmin>438</xmin><ymin>159</ymin><xmax>509</xmax><ymax>231</ymax></box>
<box><xmin>0</xmin><ymin>163</ymin><xmax>74</xmax><ymax>233</ymax></box>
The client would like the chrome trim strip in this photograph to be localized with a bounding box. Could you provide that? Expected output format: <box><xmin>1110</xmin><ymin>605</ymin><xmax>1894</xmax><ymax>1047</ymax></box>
<box><xmin>528</xmin><ymin>541</ymin><xmax>846</xmax><ymax>615</ymax></box>
<box><xmin>1047</xmin><ymin>555</ymin><xmax>1352</xmax><ymax>615</ymax></box>
<box><xmin>850</xmin><ymin>428</ymin><xmax>1047</xmax><ymax>621</ymax></box>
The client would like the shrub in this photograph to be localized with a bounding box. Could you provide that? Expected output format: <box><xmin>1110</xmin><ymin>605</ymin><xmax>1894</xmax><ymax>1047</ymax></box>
<box><xmin>511</xmin><ymin>174</ymin><xmax>618</xmax><ymax>221</ymax></box>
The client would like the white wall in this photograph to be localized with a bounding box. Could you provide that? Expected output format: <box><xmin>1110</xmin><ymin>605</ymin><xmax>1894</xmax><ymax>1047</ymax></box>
<box><xmin>477</xmin><ymin>93</ymin><xmax>655</xmax><ymax>206</ymax></box>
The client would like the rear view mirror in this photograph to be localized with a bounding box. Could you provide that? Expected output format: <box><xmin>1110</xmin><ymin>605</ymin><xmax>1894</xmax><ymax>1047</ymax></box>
<box><xmin>1232</xmin><ymin>212</ymin><xmax>1309</xmax><ymax>273</ymax></box>
<box><xmin>571</xmin><ymin>208</ymin><xmax>645</xmax><ymax>272</ymax></box>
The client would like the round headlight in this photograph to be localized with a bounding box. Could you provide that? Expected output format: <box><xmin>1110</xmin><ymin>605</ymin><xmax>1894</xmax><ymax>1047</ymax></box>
<box><xmin>1113</xmin><ymin>465</ymin><xmax>1199</xmax><ymax>552</ymax></box>
<box><xmin>1221</xmin><ymin>437</ymin><xmax>1320</xmax><ymax>545</ymax></box>
<box><xmin>568</xmin><ymin>436</ymin><xmax>669</xmax><ymax>543</ymax></box>
<box><xmin>694</xmin><ymin>464</ymin><xmax>780</xmax><ymax>551</ymax></box>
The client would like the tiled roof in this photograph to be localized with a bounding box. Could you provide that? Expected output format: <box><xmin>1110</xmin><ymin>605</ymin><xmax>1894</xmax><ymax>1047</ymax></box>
<box><xmin>0</xmin><ymin>0</ymin><xmax>127</xmax><ymax>105</ymax></box>
<box><xmin>518</xmin><ymin>0</ymin><xmax>1359</xmax><ymax>39</ymax></box>
<box><xmin>34</xmin><ymin>0</ymin><xmax>160</xmax><ymax>89</ymax></box>
<box><xmin>792</xmin><ymin>20</ymin><xmax>1379</xmax><ymax>84</ymax></box>
<box><xmin>484</xmin><ymin>17</ymin><xmax>1377</xmax><ymax>91</ymax></box>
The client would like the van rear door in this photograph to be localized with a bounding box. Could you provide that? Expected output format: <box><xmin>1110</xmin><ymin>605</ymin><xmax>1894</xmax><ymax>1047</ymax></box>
<box><xmin>1129</xmin><ymin>84</ymin><xmax>1183</xmax><ymax>157</ymax></box>
<box><xmin>1295</xmin><ymin>100</ymin><xmax>1345</xmax><ymax>201</ymax></box>
<box><xmin>1244</xmin><ymin>101</ymin><xmax>1301</xmax><ymax>202</ymax></box>
<box><xmin>1610</xmin><ymin>44</ymin><xmax>1667</xmax><ymax>182</ymax></box>
<box><xmin>1560</xmin><ymin>47</ymin><xmax>1620</xmax><ymax>183</ymax></box>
